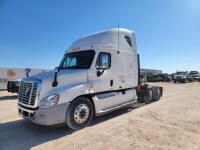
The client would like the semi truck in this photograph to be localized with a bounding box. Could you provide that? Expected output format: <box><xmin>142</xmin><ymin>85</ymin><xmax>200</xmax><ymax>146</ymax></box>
<box><xmin>189</xmin><ymin>71</ymin><xmax>200</xmax><ymax>81</ymax></box>
<box><xmin>173</xmin><ymin>71</ymin><xmax>192</xmax><ymax>83</ymax></box>
<box><xmin>7</xmin><ymin>69</ymin><xmax>31</xmax><ymax>93</ymax></box>
<box><xmin>7</xmin><ymin>79</ymin><xmax>21</xmax><ymax>93</ymax></box>
<box><xmin>18</xmin><ymin>28</ymin><xmax>163</xmax><ymax>130</ymax></box>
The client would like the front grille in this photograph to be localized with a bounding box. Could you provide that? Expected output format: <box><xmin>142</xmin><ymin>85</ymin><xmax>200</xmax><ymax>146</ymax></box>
<box><xmin>176</xmin><ymin>76</ymin><xmax>182</xmax><ymax>79</ymax></box>
<box><xmin>18</xmin><ymin>81</ymin><xmax>38</xmax><ymax>106</ymax></box>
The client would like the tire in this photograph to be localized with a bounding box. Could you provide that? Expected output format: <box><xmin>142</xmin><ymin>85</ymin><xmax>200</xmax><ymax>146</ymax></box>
<box><xmin>66</xmin><ymin>97</ymin><xmax>94</xmax><ymax>130</ymax></box>
<box><xmin>10</xmin><ymin>82</ymin><xmax>14</xmax><ymax>93</ymax></box>
<box><xmin>7</xmin><ymin>81</ymin><xmax>10</xmax><ymax>92</ymax></box>
<box><xmin>137</xmin><ymin>94</ymin><xmax>144</xmax><ymax>103</ymax></box>
<box><xmin>144</xmin><ymin>88</ymin><xmax>153</xmax><ymax>104</ymax></box>
<box><xmin>152</xmin><ymin>87</ymin><xmax>161</xmax><ymax>101</ymax></box>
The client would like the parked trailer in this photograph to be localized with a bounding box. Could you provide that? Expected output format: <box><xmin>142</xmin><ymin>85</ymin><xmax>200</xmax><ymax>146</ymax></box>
<box><xmin>0</xmin><ymin>67</ymin><xmax>49</xmax><ymax>91</ymax></box>
<box><xmin>18</xmin><ymin>28</ymin><xmax>163</xmax><ymax>130</ymax></box>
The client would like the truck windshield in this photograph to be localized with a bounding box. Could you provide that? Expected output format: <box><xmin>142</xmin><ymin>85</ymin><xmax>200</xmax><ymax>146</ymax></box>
<box><xmin>176</xmin><ymin>72</ymin><xmax>186</xmax><ymax>75</ymax></box>
<box><xmin>60</xmin><ymin>50</ymin><xmax>95</xmax><ymax>69</ymax></box>
<box><xmin>190</xmin><ymin>71</ymin><xmax>198</xmax><ymax>75</ymax></box>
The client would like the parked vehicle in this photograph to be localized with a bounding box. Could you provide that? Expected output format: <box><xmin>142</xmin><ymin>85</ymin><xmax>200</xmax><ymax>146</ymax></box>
<box><xmin>18</xmin><ymin>28</ymin><xmax>163</xmax><ymax>130</ymax></box>
<box><xmin>146</xmin><ymin>74</ymin><xmax>155</xmax><ymax>82</ymax></box>
<box><xmin>171</xmin><ymin>73</ymin><xmax>176</xmax><ymax>82</ymax></box>
<box><xmin>161</xmin><ymin>73</ymin><xmax>172</xmax><ymax>82</ymax></box>
<box><xmin>7</xmin><ymin>79</ymin><xmax>21</xmax><ymax>93</ymax></box>
<box><xmin>7</xmin><ymin>68</ymin><xmax>31</xmax><ymax>93</ymax></box>
<box><xmin>146</xmin><ymin>74</ymin><xmax>169</xmax><ymax>82</ymax></box>
<box><xmin>189</xmin><ymin>71</ymin><xmax>200</xmax><ymax>81</ymax></box>
<box><xmin>173</xmin><ymin>71</ymin><xmax>192</xmax><ymax>83</ymax></box>
<box><xmin>139</xmin><ymin>74</ymin><xmax>147</xmax><ymax>83</ymax></box>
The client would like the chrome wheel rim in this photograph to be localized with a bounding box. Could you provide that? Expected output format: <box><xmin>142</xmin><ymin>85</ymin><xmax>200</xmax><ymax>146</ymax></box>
<box><xmin>74</xmin><ymin>104</ymin><xmax>89</xmax><ymax>124</ymax></box>
<box><xmin>157</xmin><ymin>88</ymin><xmax>160</xmax><ymax>97</ymax></box>
<box><xmin>149</xmin><ymin>90</ymin><xmax>153</xmax><ymax>100</ymax></box>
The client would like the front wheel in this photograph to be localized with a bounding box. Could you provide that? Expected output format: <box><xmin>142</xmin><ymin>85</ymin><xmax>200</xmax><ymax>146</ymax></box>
<box><xmin>66</xmin><ymin>97</ymin><xmax>94</xmax><ymax>130</ymax></box>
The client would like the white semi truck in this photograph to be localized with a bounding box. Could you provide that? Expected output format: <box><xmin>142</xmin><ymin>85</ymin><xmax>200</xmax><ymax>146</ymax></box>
<box><xmin>18</xmin><ymin>28</ymin><xmax>162</xmax><ymax>130</ymax></box>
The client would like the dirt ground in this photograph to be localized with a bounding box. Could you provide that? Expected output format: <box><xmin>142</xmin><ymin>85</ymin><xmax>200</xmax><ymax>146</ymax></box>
<box><xmin>0</xmin><ymin>82</ymin><xmax>200</xmax><ymax>150</ymax></box>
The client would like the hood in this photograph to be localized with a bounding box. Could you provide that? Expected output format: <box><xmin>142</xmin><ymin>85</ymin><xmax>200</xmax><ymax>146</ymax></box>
<box><xmin>24</xmin><ymin>69</ymin><xmax>88</xmax><ymax>100</ymax></box>
<box><xmin>28</xmin><ymin>70</ymin><xmax>55</xmax><ymax>81</ymax></box>
<box><xmin>12</xmin><ymin>79</ymin><xmax>22</xmax><ymax>82</ymax></box>
<box><xmin>29</xmin><ymin>69</ymin><xmax>88</xmax><ymax>82</ymax></box>
<box><xmin>190</xmin><ymin>74</ymin><xmax>199</xmax><ymax>77</ymax></box>
<box><xmin>176</xmin><ymin>74</ymin><xmax>187</xmax><ymax>78</ymax></box>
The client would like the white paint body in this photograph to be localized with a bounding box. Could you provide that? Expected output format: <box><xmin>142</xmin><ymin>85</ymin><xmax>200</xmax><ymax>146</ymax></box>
<box><xmin>18</xmin><ymin>28</ymin><xmax>139</xmax><ymax>125</ymax></box>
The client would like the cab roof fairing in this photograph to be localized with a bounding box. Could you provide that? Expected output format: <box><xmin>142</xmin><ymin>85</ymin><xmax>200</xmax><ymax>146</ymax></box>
<box><xmin>65</xmin><ymin>28</ymin><xmax>137</xmax><ymax>54</ymax></box>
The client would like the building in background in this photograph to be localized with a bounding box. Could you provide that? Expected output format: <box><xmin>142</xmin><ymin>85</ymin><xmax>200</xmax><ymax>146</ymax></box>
<box><xmin>140</xmin><ymin>68</ymin><xmax>162</xmax><ymax>75</ymax></box>
<box><xmin>0</xmin><ymin>67</ymin><xmax>51</xmax><ymax>90</ymax></box>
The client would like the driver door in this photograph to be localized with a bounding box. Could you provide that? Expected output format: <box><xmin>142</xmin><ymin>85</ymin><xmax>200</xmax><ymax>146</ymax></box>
<box><xmin>93</xmin><ymin>51</ymin><xmax>113</xmax><ymax>93</ymax></box>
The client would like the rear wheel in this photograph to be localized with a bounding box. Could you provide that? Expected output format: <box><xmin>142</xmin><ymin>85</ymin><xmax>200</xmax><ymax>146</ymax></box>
<box><xmin>144</xmin><ymin>88</ymin><xmax>153</xmax><ymax>104</ymax></box>
<box><xmin>152</xmin><ymin>87</ymin><xmax>161</xmax><ymax>101</ymax></box>
<box><xmin>66</xmin><ymin>97</ymin><xmax>93</xmax><ymax>130</ymax></box>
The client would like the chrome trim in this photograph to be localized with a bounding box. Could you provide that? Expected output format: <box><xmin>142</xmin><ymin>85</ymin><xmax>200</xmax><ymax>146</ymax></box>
<box><xmin>18</xmin><ymin>101</ymin><xmax>36</xmax><ymax>109</ymax></box>
<box><xmin>18</xmin><ymin>78</ymin><xmax>42</xmax><ymax>108</ymax></box>
<box><xmin>96</xmin><ymin>92</ymin><xmax>116</xmax><ymax>99</ymax></box>
<box><xmin>96</xmin><ymin>100</ymin><xmax>137</xmax><ymax>116</ymax></box>
<box><xmin>18</xmin><ymin>105</ymin><xmax>35</xmax><ymax>113</ymax></box>
<box><xmin>74</xmin><ymin>104</ymin><xmax>89</xmax><ymax>124</ymax></box>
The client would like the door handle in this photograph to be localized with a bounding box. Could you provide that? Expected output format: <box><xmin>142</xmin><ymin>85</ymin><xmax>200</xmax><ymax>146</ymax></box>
<box><xmin>110</xmin><ymin>80</ymin><xmax>113</xmax><ymax>87</ymax></box>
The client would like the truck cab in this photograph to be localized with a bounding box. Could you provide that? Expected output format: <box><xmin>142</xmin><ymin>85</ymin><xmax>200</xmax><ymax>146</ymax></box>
<box><xmin>18</xmin><ymin>28</ymin><xmax>161</xmax><ymax>130</ymax></box>
<box><xmin>174</xmin><ymin>71</ymin><xmax>191</xmax><ymax>83</ymax></box>
<box><xmin>189</xmin><ymin>71</ymin><xmax>200</xmax><ymax>81</ymax></box>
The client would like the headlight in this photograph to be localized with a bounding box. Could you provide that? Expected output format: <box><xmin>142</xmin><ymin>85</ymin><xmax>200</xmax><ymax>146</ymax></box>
<box><xmin>40</xmin><ymin>94</ymin><xmax>59</xmax><ymax>107</ymax></box>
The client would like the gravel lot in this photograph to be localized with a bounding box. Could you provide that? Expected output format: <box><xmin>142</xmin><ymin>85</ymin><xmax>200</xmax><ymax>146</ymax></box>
<box><xmin>0</xmin><ymin>82</ymin><xmax>200</xmax><ymax>150</ymax></box>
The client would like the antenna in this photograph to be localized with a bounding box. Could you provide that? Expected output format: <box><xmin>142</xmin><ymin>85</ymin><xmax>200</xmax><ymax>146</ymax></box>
<box><xmin>117</xmin><ymin>24</ymin><xmax>120</xmax><ymax>54</ymax></box>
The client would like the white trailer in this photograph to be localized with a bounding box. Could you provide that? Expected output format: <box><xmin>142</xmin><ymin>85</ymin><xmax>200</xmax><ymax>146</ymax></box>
<box><xmin>18</xmin><ymin>28</ymin><xmax>163</xmax><ymax>130</ymax></box>
<box><xmin>0</xmin><ymin>68</ymin><xmax>49</xmax><ymax>90</ymax></box>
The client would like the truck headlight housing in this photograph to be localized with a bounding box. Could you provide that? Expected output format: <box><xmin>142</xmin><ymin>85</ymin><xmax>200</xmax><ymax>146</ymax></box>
<box><xmin>40</xmin><ymin>94</ymin><xmax>59</xmax><ymax>107</ymax></box>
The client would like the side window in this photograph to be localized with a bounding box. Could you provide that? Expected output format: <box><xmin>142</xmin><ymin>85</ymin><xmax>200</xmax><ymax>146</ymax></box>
<box><xmin>124</xmin><ymin>36</ymin><xmax>132</xmax><ymax>47</ymax></box>
<box><xmin>96</xmin><ymin>52</ymin><xmax>111</xmax><ymax>69</ymax></box>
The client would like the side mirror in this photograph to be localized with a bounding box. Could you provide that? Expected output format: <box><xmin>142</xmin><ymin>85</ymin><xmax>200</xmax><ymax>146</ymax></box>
<box><xmin>96</xmin><ymin>53</ymin><xmax>111</xmax><ymax>77</ymax></box>
<box><xmin>25</xmin><ymin>68</ymin><xmax>31</xmax><ymax>77</ymax></box>
<box><xmin>99</xmin><ymin>54</ymin><xmax>110</xmax><ymax>69</ymax></box>
<box><xmin>96</xmin><ymin>52</ymin><xmax>111</xmax><ymax>69</ymax></box>
<box><xmin>97</xmin><ymin>70</ymin><xmax>105</xmax><ymax>77</ymax></box>
<box><xmin>54</xmin><ymin>67</ymin><xmax>60</xmax><ymax>73</ymax></box>
<box><xmin>52</xmin><ymin>67</ymin><xmax>60</xmax><ymax>87</ymax></box>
